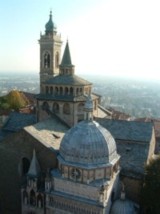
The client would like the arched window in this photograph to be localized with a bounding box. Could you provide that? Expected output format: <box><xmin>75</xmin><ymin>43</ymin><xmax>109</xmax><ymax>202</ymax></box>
<box><xmin>30</xmin><ymin>189</ymin><xmax>36</xmax><ymax>206</ymax></box>
<box><xmin>65</xmin><ymin>87</ymin><xmax>68</xmax><ymax>95</ymax></box>
<box><xmin>55</xmin><ymin>52</ymin><xmax>59</xmax><ymax>68</ymax></box>
<box><xmin>55</xmin><ymin>87</ymin><xmax>58</xmax><ymax>95</ymax></box>
<box><xmin>44</xmin><ymin>52</ymin><xmax>50</xmax><ymax>68</ymax></box>
<box><xmin>63</xmin><ymin>103</ymin><xmax>70</xmax><ymax>114</ymax></box>
<box><xmin>50</xmin><ymin>86</ymin><xmax>53</xmax><ymax>94</ymax></box>
<box><xmin>60</xmin><ymin>87</ymin><xmax>63</xmax><ymax>95</ymax></box>
<box><xmin>53</xmin><ymin>103</ymin><xmax>59</xmax><ymax>113</ymax></box>
<box><xmin>70</xmin><ymin>87</ymin><xmax>73</xmax><ymax>95</ymax></box>
<box><xmin>22</xmin><ymin>157</ymin><xmax>30</xmax><ymax>175</ymax></box>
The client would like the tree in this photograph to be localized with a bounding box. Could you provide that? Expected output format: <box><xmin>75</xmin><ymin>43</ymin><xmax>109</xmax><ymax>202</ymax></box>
<box><xmin>7</xmin><ymin>90</ymin><xmax>29</xmax><ymax>110</ymax></box>
<box><xmin>0</xmin><ymin>90</ymin><xmax>30</xmax><ymax>112</ymax></box>
<box><xmin>141</xmin><ymin>156</ymin><xmax>160</xmax><ymax>214</ymax></box>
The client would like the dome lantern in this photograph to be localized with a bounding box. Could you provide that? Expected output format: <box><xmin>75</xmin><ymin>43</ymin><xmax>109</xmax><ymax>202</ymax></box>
<box><xmin>84</xmin><ymin>95</ymin><xmax>93</xmax><ymax>121</ymax></box>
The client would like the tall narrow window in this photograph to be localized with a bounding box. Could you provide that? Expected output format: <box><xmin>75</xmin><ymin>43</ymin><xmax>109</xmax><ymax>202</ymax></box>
<box><xmin>50</xmin><ymin>86</ymin><xmax>53</xmax><ymax>94</ymax></box>
<box><xmin>70</xmin><ymin>87</ymin><xmax>73</xmax><ymax>95</ymax></box>
<box><xmin>44</xmin><ymin>52</ymin><xmax>50</xmax><ymax>68</ymax></box>
<box><xmin>65</xmin><ymin>87</ymin><xmax>68</xmax><ymax>95</ymax></box>
<box><xmin>55</xmin><ymin>87</ymin><xmax>58</xmax><ymax>95</ymax></box>
<box><xmin>60</xmin><ymin>87</ymin><xmax>63</xmax><ymax>95</ymax></box>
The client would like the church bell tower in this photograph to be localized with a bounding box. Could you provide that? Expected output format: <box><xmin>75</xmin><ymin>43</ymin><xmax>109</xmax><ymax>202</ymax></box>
<box><xmin>39</xmin><ymin>11</ymin><xmax>62</xmax><ymax>92</ymax></box>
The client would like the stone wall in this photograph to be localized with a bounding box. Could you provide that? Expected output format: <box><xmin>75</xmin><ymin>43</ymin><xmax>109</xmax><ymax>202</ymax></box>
<box><xmin>121</xmin><ymin>175</ymin><xmax>142</xmax><ymax>203</ymax></box>
<box><xmin>0</xmin><ymin>129</ymin><xmax>57</xmax><ymax>214</ymax></box>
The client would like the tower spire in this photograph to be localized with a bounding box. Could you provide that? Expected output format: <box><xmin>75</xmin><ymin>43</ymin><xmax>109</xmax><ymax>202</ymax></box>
<box><xmin>61</xmin><ymin>40</ymin><xmax>72</xmax><ymax>66</ymax></box>
<box><xmin>60</xmin><ymin>40</ymin><xmax>75</xmax><ymax>75</ymax></box>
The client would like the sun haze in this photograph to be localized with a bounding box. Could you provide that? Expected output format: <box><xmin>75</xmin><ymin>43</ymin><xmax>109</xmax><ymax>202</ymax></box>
<box><xmin>0</xmin><ymin>0</ymin><xmax>160</xmax><ymax>80</ymax></box>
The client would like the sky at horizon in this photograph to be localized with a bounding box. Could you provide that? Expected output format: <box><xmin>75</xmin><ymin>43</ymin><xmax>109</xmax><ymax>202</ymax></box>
<box><xmin>0</xmin><ymin>0</ymin><xmax>160</xmax><ymax>80</ymax></box>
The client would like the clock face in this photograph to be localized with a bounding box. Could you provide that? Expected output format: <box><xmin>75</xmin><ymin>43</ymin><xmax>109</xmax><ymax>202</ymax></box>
<box><xmin>71</xmin><ymin>168</ymin><xmax>81</xmax><ymax>180</ymax></box>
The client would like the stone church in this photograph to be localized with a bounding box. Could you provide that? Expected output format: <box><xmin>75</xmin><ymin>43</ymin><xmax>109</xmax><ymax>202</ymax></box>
<box><xmin>0</xmin><ymin>12</ymin><xmax>156</xmax><ymax>214</ymax></box>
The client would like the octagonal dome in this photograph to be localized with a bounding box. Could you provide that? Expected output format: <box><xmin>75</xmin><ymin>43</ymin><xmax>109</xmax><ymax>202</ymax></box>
<box><xmin>59</xmin><ymin>120</ymin><xmax>119</xmax><ymax>166</ymax></box>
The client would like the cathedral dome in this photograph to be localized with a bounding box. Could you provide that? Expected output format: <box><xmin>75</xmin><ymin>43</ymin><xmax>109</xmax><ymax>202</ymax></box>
<box><xmin>59</xmin><ymin>120</ymin><xmax>119</xmax><ymax>166</ymax></box>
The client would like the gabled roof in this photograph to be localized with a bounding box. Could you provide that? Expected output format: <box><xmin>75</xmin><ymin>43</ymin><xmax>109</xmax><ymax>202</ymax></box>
<box><xmin>2</xmin><ymin>112</ymin><xmax>36</xmax><ymax>132</ymax></box>
<box><xmin>96</xmin><ymin>118</ymin><xmax>154</xmax><ymax>178</ymax></box>
<box><xmin>45</xmin><ymin>74</ymin><xmax>92</xmax><ymax>86</ymax></box>
<box><xmin>96</xmin><ymin>118</ymin><xmax>153</xmax><ymax>142</ymax></box>
<box><xmin>24</xmin><ymin>117</ymin><xmax>69</xmax><ymax>152</ymax></box>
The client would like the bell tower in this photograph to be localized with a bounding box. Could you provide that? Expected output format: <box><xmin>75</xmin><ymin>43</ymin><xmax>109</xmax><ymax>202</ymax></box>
<box><xmin>39</xmin><ymin>11</ymin><xmax>62</xmax><ymax>92</ymax></box>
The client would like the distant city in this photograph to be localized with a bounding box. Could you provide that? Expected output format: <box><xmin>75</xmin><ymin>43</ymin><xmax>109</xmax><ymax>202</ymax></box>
<box><xmin>1</xmin><ymin>71</ymin><xmax>160</xmax><ymax>119</ymax></box>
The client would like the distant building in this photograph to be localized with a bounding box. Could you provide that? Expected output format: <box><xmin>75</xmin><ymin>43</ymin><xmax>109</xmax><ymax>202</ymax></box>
<box><xmin>0</xmin><ymin>12</ymin><xmax>156</xmax><ymax>214</ymax></box>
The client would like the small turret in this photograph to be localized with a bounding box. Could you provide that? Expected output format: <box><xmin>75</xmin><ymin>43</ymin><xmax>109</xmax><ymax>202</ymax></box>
<box><xmin>84</xmin><ymin>95</ymin><xmax>93</xmax><ymax>121</ymax></box>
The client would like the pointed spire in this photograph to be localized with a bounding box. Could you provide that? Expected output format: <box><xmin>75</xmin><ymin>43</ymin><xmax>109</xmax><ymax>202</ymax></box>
<box><xmin>27</xmin><ymin>150</ymin><xmax>41</xmax><ymax>177</ymax></box>
<box><xmin>61</xmin><ymin>40</ymin><xmax>72</xmax><ymax>66</ymax></box>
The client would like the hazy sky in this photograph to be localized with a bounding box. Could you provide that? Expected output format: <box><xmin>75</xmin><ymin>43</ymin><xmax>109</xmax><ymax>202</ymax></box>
<box><xmin>0</xmin><ymin>0</ymin><xmax>160</xmax><ymax>79</ymax></box>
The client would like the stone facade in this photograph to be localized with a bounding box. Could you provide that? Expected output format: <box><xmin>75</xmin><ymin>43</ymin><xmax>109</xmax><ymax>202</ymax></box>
<box><xmin>22</xmin><ymin>104</ymin><xmax>121</xmax><ymax>213</ymax></box>
<box><xmin>0</xmin><ymin>129</ymin><xmax>57</xmax><ymax>214</ymax></box>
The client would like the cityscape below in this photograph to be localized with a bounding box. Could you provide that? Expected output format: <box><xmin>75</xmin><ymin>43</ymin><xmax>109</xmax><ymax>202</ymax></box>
<box><xmin>0</xmin><ymin>71</ymin><xmax>160</xmax><ymax>119</ymax></box>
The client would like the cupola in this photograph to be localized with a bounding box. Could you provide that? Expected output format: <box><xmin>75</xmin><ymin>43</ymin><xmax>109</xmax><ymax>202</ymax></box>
<box><xmin>45</xmin><ymin>11</ymin><xmax>56</xmax><ymax>35</ymax></box>
<box><xmin>59</xmin><ymin>96</ymin><xmax>119</xmax><ymax>167</ymax></box>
